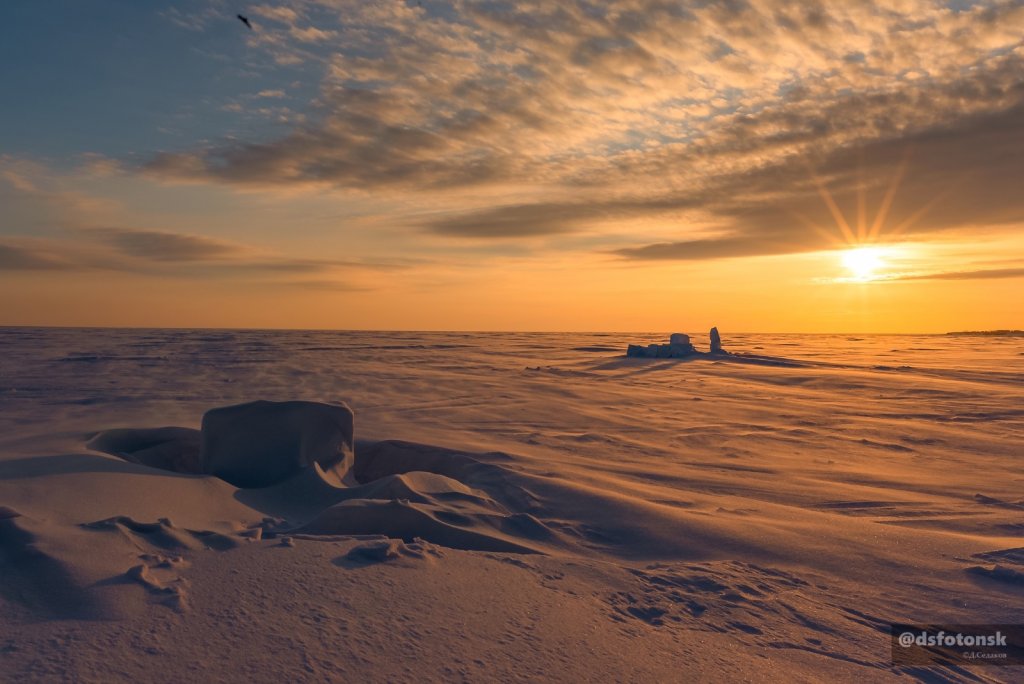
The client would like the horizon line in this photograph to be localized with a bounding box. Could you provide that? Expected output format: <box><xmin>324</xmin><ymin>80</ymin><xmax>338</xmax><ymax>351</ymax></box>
<box><xmin>1</xmin><ymin>324</ymin><xmax>1019</xmax><ymax>336</ymax></box>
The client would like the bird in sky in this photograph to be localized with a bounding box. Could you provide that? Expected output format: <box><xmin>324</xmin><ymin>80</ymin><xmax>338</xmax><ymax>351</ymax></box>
<box><xmin>237</xmin><ymin>14</ymin><xmax>252</xmax><ymax>30</ymax></box>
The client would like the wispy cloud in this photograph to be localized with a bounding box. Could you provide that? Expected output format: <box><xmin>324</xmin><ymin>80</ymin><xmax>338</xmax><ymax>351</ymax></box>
<box><xmin>423</xmin><ymin>203</ymin><xmax>603</xmax><ymax>238</ymax></box>
<box><xmin>250</xmin><ymin>5</ymin><xmax>300</xmax><ymax>26</ymax></box>
<box><xmin>893</xmin><ymin>267</ymin><xmax>1024</xmax><ymax>281</ymax></box>
<box><xmin>0</xmin><ymin>243</ymin><xmax>74</xmax><ymax>271</ymax></box>
<box><xmin>88</xmin><ymin>227</ymin><xmax>241</xmax><ymax>262</ymax></box>
<box><xmin>0</xmin><ymin>226</ymin><xmax>405</xmax><ymax>296</ymax></box>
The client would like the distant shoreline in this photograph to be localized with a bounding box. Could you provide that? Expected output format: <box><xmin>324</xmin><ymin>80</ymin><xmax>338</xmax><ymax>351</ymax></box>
<box><xmin>945</xmin><ymin>330</ymin><xmax>1024</xmax><ymax>336</ymax></box>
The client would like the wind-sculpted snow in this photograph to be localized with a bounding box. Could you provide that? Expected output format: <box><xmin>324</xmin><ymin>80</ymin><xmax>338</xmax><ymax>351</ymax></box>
<box><xmin>0</xmin><ymin>328</ymin><xmax>1022</xmax><ymax>682</ymax></box>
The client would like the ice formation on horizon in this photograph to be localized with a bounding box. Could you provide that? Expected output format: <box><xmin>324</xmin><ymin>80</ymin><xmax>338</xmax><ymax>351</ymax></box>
<box><xmin>626</xmin><ymin>328</ymin><xmax>728</xmax><ymax>358</ymax></box>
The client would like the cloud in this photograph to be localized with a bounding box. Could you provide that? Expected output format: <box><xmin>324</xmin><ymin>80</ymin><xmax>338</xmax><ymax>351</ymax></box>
<box><xmin>425</xmin><ymin>86</ymin><xmax>1024</xmax><ymax>253</ymax></box>
<box><xmin>0</xmin><ymin>156</ymin><xmax>406</xmax><ymax>292</ymax></box>
<box><xmin>0</xmin><ymin>243</ymin><xmax>73</xmax><ymax>271</ymax></box>
<box><xmin>136</xmin><ymin>0</ymin><xmax>1024</xmax><ymax>261</ymax></box>
<box><xmin>251</xmin><ymin>5</ymin><xmax>301</xmax><ymax>25</ymax></box>
<box><xmin>160</xmin><ymin>4</ymin><xmax>227</xmax><ymax>32</ymax></box>
<box><xmin>893</xmin><ymin>267</ymin><xmax>1024</xmax><ymax>281</ymax></box>
<box><xmin>88</xmin><ymin>228</ymin><xmax>241</xmax><ymax>262</ymax></box>
<box><xmin>83</xmin><ymin>226</ymin><xmax>407</xmax><ymax>274</ymax></box>
<box><xmin>279</xmin><ymin>279</ymin><xmax>372</xmax><ymax>291</ymax></box>
<box><xmin>423</xmin><ymin>203</ymin><xmax>601</xmax><ymax>238</ymax></box>
<box><xmin>290</xmin><ymin>25</ymin><xmax>336</xmax><ymax>43</ymax></box>
<box><xmin>613</xmin><ymin>234</ymin><xmax>809</xmax><ymax>261</ymax></box>
<box><xmin>212</xmin><ymin>257</ymin><xmax>394</xmax><ymax>275</ymax></box>
<box><xmin>615</xmin><ymin>93</ymin><xmax>1024</xmax><ymax>259</ymax></box>
<box><xmin>0</xmin><ymin>227</ymin><xmax>405</xmax><ymax>295</ymax></box>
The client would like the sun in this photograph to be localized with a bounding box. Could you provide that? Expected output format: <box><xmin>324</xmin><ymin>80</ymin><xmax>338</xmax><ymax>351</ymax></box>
<box><xmin>841</xmin><ymin>247</ymin><xmax>885</xmax><ymax>281</ymax></box>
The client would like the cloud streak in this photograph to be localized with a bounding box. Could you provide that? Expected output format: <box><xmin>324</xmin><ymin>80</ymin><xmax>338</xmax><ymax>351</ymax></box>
<box><xmin>0</xmin><ymin>243</ymin><xmax>73</xmax><ymax>271</ymax></box>
<box><xmin>88</xmin><ymin>228</ymin><xmax>240</xmax><ymax>262</ymax></box>
<box><xmin>0</xmin><ymin>226</ymin><xmax>406</xmax><ymax>298</ymax></box>
<box><xmin>893</xmin><ymin>267</ymin><xmax>1024</xmax><ymax>281</ymax></box>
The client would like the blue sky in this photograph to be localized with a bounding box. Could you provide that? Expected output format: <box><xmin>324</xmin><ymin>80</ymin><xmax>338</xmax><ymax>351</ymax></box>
<box><xmin>1</xmin><ymin>1</ymin><xmax>310</xmax><ymax>161</ymax></box>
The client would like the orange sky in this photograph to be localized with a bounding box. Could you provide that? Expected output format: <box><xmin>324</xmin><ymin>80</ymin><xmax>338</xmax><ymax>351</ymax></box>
<box><xmin>2</xmin><ymin>1</ymin><xmax>1023</xmax><ymax>332</ymax></box>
